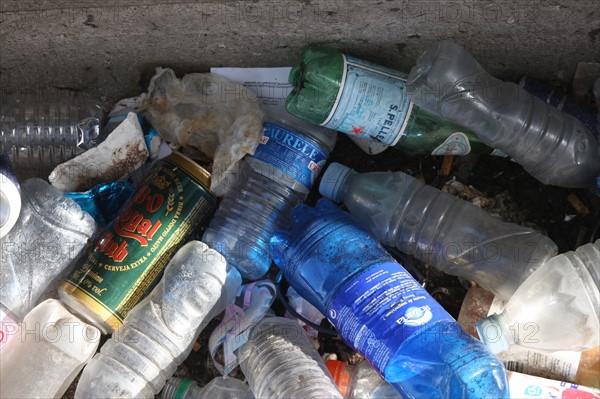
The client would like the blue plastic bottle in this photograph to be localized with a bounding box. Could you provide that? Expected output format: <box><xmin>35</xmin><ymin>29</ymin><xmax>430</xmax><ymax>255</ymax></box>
<box><xmin>270</xmin><ymin>199</ymin><xmax>509</xmax><ymax>399</ymax></box>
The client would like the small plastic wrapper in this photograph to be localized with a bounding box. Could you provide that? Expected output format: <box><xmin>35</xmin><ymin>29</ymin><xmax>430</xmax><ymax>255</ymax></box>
<box><xmin>65</xmin><ymin>181</ymin><xmax>135</xmax><ymax>227</ymax></box>
<box><xmin>140</xmin><ymin>67</ymin><xmax>264</xmax><ymax>196</ymax></box>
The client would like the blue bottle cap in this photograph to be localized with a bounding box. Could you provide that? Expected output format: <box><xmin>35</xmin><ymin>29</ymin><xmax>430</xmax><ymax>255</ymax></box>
<box><xmin>476</xmin><ymin>313</ymin><xmax>511</xmax><ymax>354</ymax></box>
<box><xmin>319</xmin><ymin>162</ymin><xmax>354</xmax><ymax>202</ymax></box>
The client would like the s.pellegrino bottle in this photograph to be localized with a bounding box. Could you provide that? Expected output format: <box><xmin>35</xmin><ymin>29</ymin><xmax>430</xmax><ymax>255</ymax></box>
<box><xmin>286</xmin><ymin>47</ymin><xmax>500</xmax><ymax>156</ymax></box>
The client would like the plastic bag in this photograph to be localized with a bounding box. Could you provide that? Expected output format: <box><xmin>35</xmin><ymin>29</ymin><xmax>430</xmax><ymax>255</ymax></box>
<box><xmin>141</xmin><ymin>68</ymin><xmax>264</xmax><ymax>195</ymax></box>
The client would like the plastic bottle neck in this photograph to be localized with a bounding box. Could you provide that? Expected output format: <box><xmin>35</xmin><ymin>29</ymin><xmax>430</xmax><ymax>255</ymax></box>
<box><xmin>476</xmin><ymin>312</ymin><xmax>514</xmax><ymax>354</ymax></box>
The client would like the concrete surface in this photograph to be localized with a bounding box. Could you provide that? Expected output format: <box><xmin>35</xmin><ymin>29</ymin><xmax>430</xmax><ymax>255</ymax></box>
<box><xmin>1</xmin><ymin>0</ymin><xmax>599</xmax><ymax>105</ymax></box>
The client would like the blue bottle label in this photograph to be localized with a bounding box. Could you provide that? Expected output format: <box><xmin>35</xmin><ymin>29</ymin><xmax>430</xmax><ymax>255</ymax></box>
<box><xmin>248</xmin><ymin>122</ymin><xmax>328</xmax><ymax>190</ymax></box>
<box><xmin>431</xmin><ymin>132</ymin><xmax>472</xmax><ymax>155</ymax></box>
<box><xmin>327</xmin><ymin>261</ymin><xmax>454</xmax><ymax>372</ymax></box>
<box><xmin>321</xmin><ymin>55</ymin><xmax>414</xmax><ymax>146</ymax></box>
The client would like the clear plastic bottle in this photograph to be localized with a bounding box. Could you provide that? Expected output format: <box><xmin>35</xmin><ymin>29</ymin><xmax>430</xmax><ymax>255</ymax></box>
<box><xmin>319</xmin><ymin>162</ymin><xmax>558</xmax><ymax>300</ymax></box>
<box><xmin>407</xmin><ymin>39</ymin><xmax>600</xmax><ymax>188</ymax></box>
<box><xmin>161</xmin><ymin>377</ymin><xmax>254</xmax><ymax>399</ymax></box>
<box><xmin>237</xmin><ymin>316</ymin><xmax>343</xmax><ymax>399</ymax></box>
<box><xmin>0</xmin><ymin>299</ymin><xmax>100</xmax><ymax>399</ymax></box>
<box><xmin>270</xmin><ymin>199</ymin><xmax>509</xmax><ymax>399</ymax></box>
<box><xmin>0</xmin><ymin>94</ymin><xmax>104</xmax><ymax>180</ymax></box>
<box><xmin>477</xmin><ymin>240</ymin><xmax>600</xmax><ymax>353</ymax></box>
<box><xmin>203</xmin><ymin>114</ymin><xmax>336</xmax><ymax>280</ymax></box>
<box><xmin>0</xmin><ymin>178</ymin><xmax>96</xmax><ymax>350</ymax></box>
<box><xmin>74</xmin><ymin>241</ymin><xmax>242</xmax><ymax>399</ymax></box>
<box><xmin>326</xmin><ymin>359</ymin><xmax>400</xmax><ymax>399</ymax></box>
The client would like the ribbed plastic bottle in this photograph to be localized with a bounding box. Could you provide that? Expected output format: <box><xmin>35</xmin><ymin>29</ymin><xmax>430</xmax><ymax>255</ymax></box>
<box><xmin>477</xmin><ymin>240</ymin><xmax>600</xmax><ymax>353</ymax></box>
<box><xmin>326</xmin><ymin>359</ymin><xmax>400</xmax><ymax>399</ymax></box>
<box><xmin>0</xmin><ymin>94</ymin><xmax>104</xmax><ymax>180</ymax></box>
<box><xmin>270</xmin><ymin>199</ymin><xmax>509</xmax><ymax>399</ymax></box>
<box><xmin>318</xmin><ymin>162</ymin><xmax>558</xmax><ymax>301</ymax></box>
<box><xmin>0</xmin><ymin>299</ymin><xmax>101</xmax><ymax>399</ymax></box>
<box><xmin>202</xmin><ymin>114</ymin><xmax>336</xmax><ymax>280</ymax></box>
<box><xmin>0</xmin><ymin>178</ymin><xmax>96</xmax><ymax>352</ymax></box>
<box><xmin>286</xmin><ymin>46</ymin><xmax>499</xmax><ymax>156</ymax></box>
<box><xmin>74</xmin><ymin>241</ymin><xmax>242</xmax><ymax>399</ymax></box>
<box><xmin>407</xmin><ymin>39</ymin><xmax>600</xmax><ymax>188</ymax></box>
<box><xmin>519</xmin><ymin>76</ymin><xmax>599</xmax><ymax>136</ymax></box>
<box><xmin>237</xmin><ymin>316</ymin><xmax>343</xmax><ymax>399</ymax></box>
<box><xmin>161</xmin><ymin>377</ymin><xmax>254</xmax><ymax>399</ymax></box>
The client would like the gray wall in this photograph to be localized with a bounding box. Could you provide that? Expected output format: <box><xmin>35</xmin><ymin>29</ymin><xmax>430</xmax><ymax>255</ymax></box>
<box><xmin>1</xmin><ymin>0</ymin><xmax>599</xmax><ymax>104</ymax></box>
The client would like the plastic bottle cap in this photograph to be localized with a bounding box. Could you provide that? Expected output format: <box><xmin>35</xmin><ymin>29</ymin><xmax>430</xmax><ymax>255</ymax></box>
<box><xmin>476</xmin><ymin>314</ymin><xmax>511</xmax><ymax>354</ymax></box>
<box><xmin>0</xmin><ymin>173</ymin><xmax>21</xmax><ymax>239</ymax></box>
<box><xmin>319</xmin><ymin>163</ymin><xmax>353</xmax><ymax>202</ymax></box>
<box><xmin>326</xmin><ymin>359</ymin><xmax>352</xmax><ymax>398</ymax></box>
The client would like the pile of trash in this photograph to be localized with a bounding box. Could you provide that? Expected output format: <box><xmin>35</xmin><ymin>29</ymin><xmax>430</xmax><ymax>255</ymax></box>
<box><xmin>1</xmin><ymin>40</ymin><xmax>599</xmax><ymax>399</ymax></box>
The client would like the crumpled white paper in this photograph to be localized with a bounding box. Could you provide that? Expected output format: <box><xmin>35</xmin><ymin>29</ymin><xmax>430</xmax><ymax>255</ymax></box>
<box><xmin>140</xmin><ymin>67</ymin><xmax>264</xmax><ymax>195</ymax></box>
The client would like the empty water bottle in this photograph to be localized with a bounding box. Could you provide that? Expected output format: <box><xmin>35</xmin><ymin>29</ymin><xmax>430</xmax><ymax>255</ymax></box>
<box><xmin>0</xmin><ymin>299</ymin><xmax>100</xmax><ymax>399</ymax></box>
<box><xmin>407</xmin><ymin>39</ymin><xmax>600</xmax><ymax>188</ymax></box>
<box><xmin>203</xmin><ymin>114</ymin><xmax>336</xmax><ymax>280</ymax></box>
<box><xmin>162</xmin><ymin>377</ymin><xmax>254</xmax><ymax>399</ymax></box>
<box><xmin>319</xmin><ymin>162</ymin><xmax>558</xmax><ymax>300</ymax></box>
<box><xmin>327</xmin><ymin>359</ymin><xmax>400</xmax><ymax>399</ymax></box>
<box><xmin>270</xmin><ymin>199</ymin><xmax>509</xmax><ymax>399</ymax></box>
<box><xmin>237</xmin><ymin>316</ymin><xmax>343</xmax><ymax>399</ymax></box>
<box><xmin>74</xmin><ymin>241</ymin><xmax>242</xmax><ymax>399</ymax></box>
<box><xmin>0</xmin><ymin>178</ymin><xmax>96</xmax><ymax>351</ymax></box>
<box><xmin>477</xmin><ymin>240</ymin><xmax>600</xmax><ymax>353</ymax></box>
<box><xmin>0</xmin><ymin>94</ymin><xmax>104</xmax><ymax>180</ymax></box>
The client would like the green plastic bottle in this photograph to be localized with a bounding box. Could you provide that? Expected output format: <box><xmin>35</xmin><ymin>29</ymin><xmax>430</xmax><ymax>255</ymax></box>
<box><xmin>286</xmin><ymin>47</ymin><xmax>499</xmax><ymax>156</ymax></box>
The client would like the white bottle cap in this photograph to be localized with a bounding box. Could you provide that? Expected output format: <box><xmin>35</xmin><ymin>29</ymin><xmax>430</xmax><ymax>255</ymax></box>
<box><xmin>0</xmin><ymin>172</ymin><xmax>21</xmax><ymax>239</ymax></box>
<box><xmin>476</xmin><ymin>314</ymin><xmax>511</xmax><ymax>354</ymax></box>
<box><xmin>319</xmin><ymin>162</ymin><xmax>354</xmax><ymax>203</ymax></box>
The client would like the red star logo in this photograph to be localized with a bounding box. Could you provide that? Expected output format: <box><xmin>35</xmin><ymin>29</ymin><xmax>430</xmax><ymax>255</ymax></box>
<box><xmin>351</xmin><ymin>125</ymin><xmax>365</xmax><ymax>135</ymax></box>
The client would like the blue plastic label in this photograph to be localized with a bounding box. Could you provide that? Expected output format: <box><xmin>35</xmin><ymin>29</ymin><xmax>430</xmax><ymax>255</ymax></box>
<box><xmin>248</xmin><ymin>122</ymin><xmax>327</xmax><ymax>190</ymax></box>
<box><xmin>431</xmin><ymin>132</ymin><xmax>472</xmax><ymax>155</ymax></box>
<box><xmin>327</xmin><ymin>262</ymin><xmax>454</xmax><ymax>372</ymax></box>
<box><xmin>321</xmin><ymin>55</ymin><xmax>414</xmax><ymax>146</ymax></box>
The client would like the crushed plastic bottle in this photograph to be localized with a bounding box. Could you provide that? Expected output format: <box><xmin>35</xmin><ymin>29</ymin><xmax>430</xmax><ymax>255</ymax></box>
<box><xmin>0</xmin><ymin>178</ymin><xmax>96</xmax><ymax>350</ymax></box>
<box><xmin>286</xmin><ymin>46</ymin><xmax>498</xmax><ymax>156</ymax></box>
<box><xmin>74</xmin><ymin>241</ymin><xmax>241</xmax><ymax>399</ymax></box>
<box><xmin>477</xmin><ymin>240</ymin><xmax>600</xmax><ymax>353</ymax></box>
<box><xmin>458</xmin><ymin>287</ymin><xmax>600</xmax><ymax>387</ymax></box>
<box><xmin>270</xmin><ymin>199</ymin><xmax>509</xmax><ymax>399</ymax></box>
<box><xmin>203</xmin><ymin>114</ymin><xmax>336</xmax><ymax>280</ymax></box>
<box><xmin>237</xmin><ymin>316</ymin><xmax>343</xmax><ymax>399</ymax></box>
<box><xmin>161</xmin><ymin>377</ymin><xmax>254</xmax><ymax>399</ymax></box>
<box><xmin>519</xmin><ymin>76</ymin><xmax>599</xmax><ymax>136</ymax></box>
<box><xmin>0</xmin><ymin>299</ymin><xmax>100</xmax><ymax>399</ymax></box>
<box><xmin>327</xmin><ymin>359</ymin><xmax>400</xmax><ymax>399</ymax></box>
<box><xmin>0</xmin><ymin>94</ymin><xmax>104</xmax><ymax>180</ymax></box>
<box><xmin>319</xmin><ymin>162</ymin><xmax>558</xmax><ymax>300</ymax></box>
<box><xmin>407</xmin><ymin>39</ymin><xmax>600</xmax><ymax>188</ymax></box>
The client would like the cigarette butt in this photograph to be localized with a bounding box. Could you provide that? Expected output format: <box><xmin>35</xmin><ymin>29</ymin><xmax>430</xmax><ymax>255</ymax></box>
<box><xmin>193</xmin><ymin>341</ymin><xmax>201</xmax><ymax>352</ymax></box>
<box><xmin>439</xmin><ymin>155</ymin><xmax>454</xmax><ymax>176</ymax></box>
<box><xmin>567</xmin><ymin>193</ymin><xmax>590</xmax><ymax>216</ymax></box>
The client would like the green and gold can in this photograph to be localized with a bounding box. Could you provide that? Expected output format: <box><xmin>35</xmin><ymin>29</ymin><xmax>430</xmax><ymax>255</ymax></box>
<box><xmin>59</xmin><ymin>151</ymin><xmax>217</xmax><ymax>333</ymax></box>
